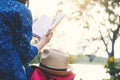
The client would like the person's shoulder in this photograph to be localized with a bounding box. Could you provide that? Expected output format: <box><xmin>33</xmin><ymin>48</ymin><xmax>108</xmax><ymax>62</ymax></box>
<box><xmin>11</xmin><ymin>1</ymin><xmax>30</xmax><ymax>13</ymax></box>
<box><xmin>0</xmin><ymin>1</ymin><xmax>30</xmax><ymax>13</ymax></box>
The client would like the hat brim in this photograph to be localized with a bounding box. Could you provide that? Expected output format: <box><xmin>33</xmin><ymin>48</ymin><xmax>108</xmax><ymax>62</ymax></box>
<box><xmin>30</xmin><ymin>64</ymin><xmax>73</xmax><ymax>76</ymax></box>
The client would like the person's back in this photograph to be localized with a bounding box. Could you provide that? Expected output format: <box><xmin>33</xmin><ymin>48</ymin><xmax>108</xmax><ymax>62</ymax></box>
<box><xmin>0</xmin><ymin>0</ymin><xmax>53</xmax><ymax>79</ymax></box>
<box><xmin>0</xmin><ymin>0</ymin><xmax>37</xmax><ymax>80</ymax></box>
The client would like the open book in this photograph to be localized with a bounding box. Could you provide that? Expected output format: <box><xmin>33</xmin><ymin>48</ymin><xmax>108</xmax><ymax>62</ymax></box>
<box><xmin>32</xmin><ymin>14</ymin><xmax>64</xmax><ymax>39</ymax></box>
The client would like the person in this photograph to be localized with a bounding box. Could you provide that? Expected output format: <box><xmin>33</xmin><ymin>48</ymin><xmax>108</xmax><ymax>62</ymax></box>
<box><xmin>30</xmin><ymin>49</ymin><xmax>76</xmax><ymax>80</ymax></box>
<box><xmin>0</xmin><ymin>0</ymin><xmax>53</xmax><ymax>80</ymax></box>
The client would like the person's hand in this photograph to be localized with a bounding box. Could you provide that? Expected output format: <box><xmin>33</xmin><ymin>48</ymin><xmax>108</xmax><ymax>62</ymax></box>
<box><xmin>36</xmin><ymin>32</ymin><xmax>53</xmax><ymax>51</ymax></box>
<box><xmin>40</xmin><ymin>32</ymin><xmax>53</xmax><ymax>45</ymax></box>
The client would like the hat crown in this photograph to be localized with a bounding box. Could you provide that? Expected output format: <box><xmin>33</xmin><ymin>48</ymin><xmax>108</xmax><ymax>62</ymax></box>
<box><xmin>40</xmin><ymin>49</ymin><xmax>70</xmax><ymax>69</ymax></box>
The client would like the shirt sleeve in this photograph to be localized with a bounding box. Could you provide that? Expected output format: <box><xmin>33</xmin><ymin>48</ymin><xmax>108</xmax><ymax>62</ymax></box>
<box><xmin>13</xmin><ymin>7</ymin><xmax>38</xmax><ymax>65</ymax></box>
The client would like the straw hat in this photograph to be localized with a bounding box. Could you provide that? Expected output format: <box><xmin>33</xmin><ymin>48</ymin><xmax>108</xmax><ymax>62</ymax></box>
<box><xmin>32</xmin><ymin>49</ymin><xmax>73</xmax><ymax>76</ymax></box>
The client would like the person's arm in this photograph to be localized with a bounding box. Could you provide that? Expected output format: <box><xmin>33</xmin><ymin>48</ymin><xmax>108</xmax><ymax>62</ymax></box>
<box><xmin>35</xmin><ymin>32</ymin><xmax>53</xmax><ymax>51</ymax></box>
<box><xmin>13</xmin><ymin>7</ymin><xmax>51</xmax><ymax>65</ymax></box>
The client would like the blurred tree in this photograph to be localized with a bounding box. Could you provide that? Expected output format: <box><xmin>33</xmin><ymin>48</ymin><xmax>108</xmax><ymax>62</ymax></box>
<box><xmin>57</xmin><ymin>0</ymin><xmax>120</xmax><ymax>79</ymax></box>
<box><xmin>69</xmin><ymin>55</ymin><xmax>78</xmax><ymax>63</ymax></box>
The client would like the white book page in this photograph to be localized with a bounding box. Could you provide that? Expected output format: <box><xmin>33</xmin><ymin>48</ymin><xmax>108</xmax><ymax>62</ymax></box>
<box><xmin>32</xmin><ymin>15</ymin><xmax>52</xmax><ymax>38</ymax></box>
<box><xmin>49</xmin><ymin>14</ymin><xmax>64</xmax><ymax>33</ymax></box>
<box><xmin>50</xmin><ymin>14</ymin><xmax>64</xmax><ymax>29</ymax></box>
<box><xmin>32</xmin><ymin>14</ymin><xmax>64</xmax><ymax>38</ymax></box>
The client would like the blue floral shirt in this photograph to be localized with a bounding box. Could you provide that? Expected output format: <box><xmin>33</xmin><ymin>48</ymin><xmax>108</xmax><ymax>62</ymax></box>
<box><xmin>0</xmin><ymin>0</ymin><xmax>38</xmax><ymax>80</ymax></box>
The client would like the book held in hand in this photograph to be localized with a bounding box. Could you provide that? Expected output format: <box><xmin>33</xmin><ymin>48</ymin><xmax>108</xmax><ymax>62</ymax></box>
<box><xmin>32</xmin><ymin>14</ymin><xmax>64</xmax><ymax>39</ymax></box>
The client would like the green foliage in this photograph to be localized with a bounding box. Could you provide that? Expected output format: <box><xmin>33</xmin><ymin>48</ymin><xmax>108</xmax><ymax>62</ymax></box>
<box><xmin>69</xmin><ymin>54</ymin><xmax>82</xmax><ymax>64</ymax></box>
<box><xmin>104</xmin><ymin>60</ymin><xmax>120</xmax><ymax>80</ymax></box>
<box><xmin>31</xmin><ymin>52</ymin><xmax>41</xmax><ymax>64</ymax></box>
<box><xmin>69</xmin><ymin>55</ymin><xmax>78</xmax><ymax>64</ymax></box>
<box><xmin>30</xmin><ymin>38</ymin><xmax>41</xmax><ymax>64</ymax></box>
<box><xmin>75</xmin><ymin>55</ymin><xmax>108</xmax><ymax>64</ymax></box>
<box><xmin>80</xmin><ymin>78</ymin><xmax>83</xmax><ymax>80</ymax></box>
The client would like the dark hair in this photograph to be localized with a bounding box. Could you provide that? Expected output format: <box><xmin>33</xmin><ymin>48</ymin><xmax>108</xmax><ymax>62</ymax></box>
<box><xmin>17</xmin><ymin>0</ymin><xmax>26</xmax><ymax>4</ymax></box>
<box><xmin>17</xmin><ymin>0</ymin><xmax>29</xmax><ymax>7</ymax></box>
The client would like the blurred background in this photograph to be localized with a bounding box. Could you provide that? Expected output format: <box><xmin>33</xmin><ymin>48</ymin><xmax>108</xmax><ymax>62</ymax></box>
<box><xmin>29</xmin><ymin>0</ymin><xmax>120</xmax><ymax>80</ymax></box>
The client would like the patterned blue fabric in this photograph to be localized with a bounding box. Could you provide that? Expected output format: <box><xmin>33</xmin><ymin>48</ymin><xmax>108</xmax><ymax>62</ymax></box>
<box><xmin>0</xmin><ymin>0</ymin><xmax>38</xmax><ymax>80</ymax></box>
